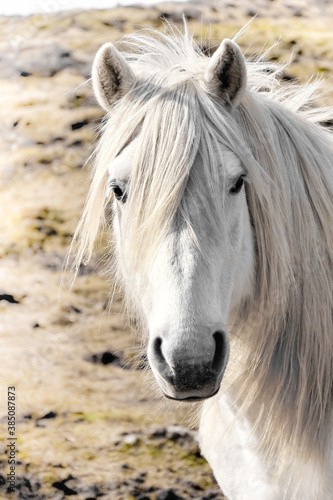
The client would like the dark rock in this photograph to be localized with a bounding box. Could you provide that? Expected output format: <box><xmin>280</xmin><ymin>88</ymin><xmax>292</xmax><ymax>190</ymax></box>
<box><xmin>129</xmin><ymin>485</ymin><xmax>144</xmax><ymax>498</ymax></box>
<box><xmin>281</xmin><ymin>71</ymin><xmax>296</xmax><ymax>82</ymax></box>
<box><xmin>166</xmin><ymin>425</ymin><xmax>195</xmax><ymax>442</ymax></box>
<box><xmin>71</xmin><ymin>119</ymin><xmax>89</xmax><ymax>130</ymax></box>
<box><xmin>70</xmin><ymin>140</ymin><xmax>83</xmax><ymax>147</ymax></box>
<box><xmin>0</xmin><ymin>474</ymin><xmax>5</xmax><ymax>486</ymax></box>
<box><xmin>39</xmin><ymin>411</ymin><xmax>57</xmax><ymax>420</ymax></box>
<box><xmin>5</xmin><ymin>476</ymin><xmax>45</xmax><ymax>499</ymax></box>
<box><xmin>20</xmin><ymin>71</ymin><xmax>31</xmax><ymax>77</ymax></box>
<box><xmin>39</xmin><ymin>158</ymin><xmax>53</xmax><ymax>165</ymax></box>
<box><xmin>67</xmin><ymin>305</ymin><xmax>81</xmax><ymax>314</ymax></box>
<box><xmin>156</xmin><ymin>489</ymin><xmax>184</xmax><ymax>500</ymax></box>
<box><xmin>102</xmin><ymin>19</ymin><xmax>125</xmax><ymax>31</ymax></box>
<box><xmin>100</xmin><ymin>351</ymin><xmax>118</xmax><ymax>365</ymax></box>
<box><xmin>32</xmin><ymin>323</ymin><xmax>40</xmax><ymax>328</ymax></box>
<box><xmin>0</xmin><ymin>294</ymin><xmax>19</xmax><ymax>304</ymax></box>
<box><xmin>159</xmin><ymin>12</ymin><xmax>182</xmax><ymax>22</ymax></box>
<box><xmin>121</xmin><ymin>463</ymin><xmax>132</xmax><ymax>470</ymax></box>
<box><xmin>150</xmin><ymin>428</ymin><xmax>167</xmax><ymax>439</ymax></box>
<box><xmin>146</xmin><ymin>486</ymin><xmax>158</xmax><ymax>493</ymax></box>
<box><xmin>16</xmin><ymin>477</ymin><xmax>32</xmax><ymax>491</ymax></box>
<box><xmin>52</xmin><ymin>475</ymin><xmax>78</xmax><ymax>495</ymax></box>
<box><xmin>245</xmin><ymin>9</ymin><xmax>259</xmax><ymax>17</ymax></box>
<box><xmin>134</xmin><ymin>477</ymin><xmax>145</xmax><ymax>484</ymax></box>
<box><xmin>186</xmin><ymin>480</ymin><xmax>203</xmax><ymax>491</ymax></box>
<box><xmin>159</xmin><ymin>8</ymin><xmax>201</xmax><ymax>22</ymax></box>
<box><xmin>86</xmin><ymin>351</ymin><xmax>123</xmax><ymax>366</ymax></box>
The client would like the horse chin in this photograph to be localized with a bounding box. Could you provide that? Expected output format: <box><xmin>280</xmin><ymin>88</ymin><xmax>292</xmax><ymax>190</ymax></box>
<box><xmin>162</xmin><ymin>386</ymin><xmax>220</xmax><ymax>402</ymax></box>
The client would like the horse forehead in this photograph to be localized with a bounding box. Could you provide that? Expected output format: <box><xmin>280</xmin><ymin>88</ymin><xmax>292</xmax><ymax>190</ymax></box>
<box><xmin>192</xmin><ymin>143</ymin><xmax>241</xmax><ymax>176</ymax></box>
<box><xmin>108</xmin><ymin>135</ymin><xmax>240</xmax><ymax>179</ymax></box>
<box><xmin>220</xmin><ymin>147</ymin><xmax>242</xmax><ymax>175</ymax></box>
<box><xmin>108</xmin><ymin>135</ymin><xmax>140</xmax><ymax>179</ymax></box>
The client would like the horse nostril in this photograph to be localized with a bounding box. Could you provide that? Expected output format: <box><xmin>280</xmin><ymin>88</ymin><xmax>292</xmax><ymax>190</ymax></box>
<box><xmin>211</xmin><ymin>331</ymin><xmax>228</xmax><ymax>372</ymax></box>
<box><xmin>152</xmin><ymin>337</ymin><xmax>174</xmax><ymax>383</ymax></box>
<box><xmin>153</xmin><ymin>337</ymin><xmax>164</xmax><ymax>364</ymax></box>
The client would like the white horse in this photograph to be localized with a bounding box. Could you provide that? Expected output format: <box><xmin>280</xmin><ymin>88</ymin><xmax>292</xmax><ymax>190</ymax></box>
<box><xmin>72</xmin><ymin>25</ymin><xmax>333</xmax><ymax>499</ymax></box>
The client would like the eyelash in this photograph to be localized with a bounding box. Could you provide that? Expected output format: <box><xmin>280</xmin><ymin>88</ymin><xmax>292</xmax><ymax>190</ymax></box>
<box><xmin>229</xmin><ymin>175</ymin><xmax>246</xmax><ymax>194</ymax></box>
<box><xmin>110</xmin><ymin>183</ymin><xmax>127</xmax><ymax>203</ymax></box>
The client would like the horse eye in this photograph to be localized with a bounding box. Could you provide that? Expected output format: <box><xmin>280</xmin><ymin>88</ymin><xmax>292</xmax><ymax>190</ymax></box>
<box><xmin>112</xmin><ymin>184</ymin><xmax>127</xmax><ymax>203</ymax></box>
<box><xmin>230</xmin><ymin>175</ymin><xmax>245</xmax><ymax>195</ymax></box>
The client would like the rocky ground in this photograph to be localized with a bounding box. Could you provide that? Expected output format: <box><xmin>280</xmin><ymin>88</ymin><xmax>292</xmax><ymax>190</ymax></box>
<box><xmin>0</xmin><ymin>1</ymin><xmax>332</xmax><ymax>499</ymax></box>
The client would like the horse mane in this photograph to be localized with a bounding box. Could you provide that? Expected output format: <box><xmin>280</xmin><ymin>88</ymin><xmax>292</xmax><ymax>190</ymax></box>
<box><xmin>231</xmin><ymin>85</ymin><xmax>333</xmax><ymax>493</ymax></box>
<box><xmin>71</xmin><ymin>25</ymin><xmax>333</xmax><ymax>493</ymax></box>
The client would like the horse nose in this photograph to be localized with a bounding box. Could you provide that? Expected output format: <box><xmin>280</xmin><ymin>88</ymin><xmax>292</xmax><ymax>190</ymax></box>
<box><xmin>150</xmin><ymin>330</ymin><xmax>229</xmax><ymax>401</ymax></box>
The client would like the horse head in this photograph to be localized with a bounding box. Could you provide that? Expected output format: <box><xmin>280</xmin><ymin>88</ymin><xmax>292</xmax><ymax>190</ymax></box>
<box><xmin>91</xmin><ymin>37</ymin><xmax>254</xmax><ymax>401</ymax></box>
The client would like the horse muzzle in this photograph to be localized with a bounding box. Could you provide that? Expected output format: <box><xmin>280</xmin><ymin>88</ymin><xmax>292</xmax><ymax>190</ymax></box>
<box><xmin>148</xmin><ymin>330</ymin><xmax>230</xmax><ymax>401</ymax></box>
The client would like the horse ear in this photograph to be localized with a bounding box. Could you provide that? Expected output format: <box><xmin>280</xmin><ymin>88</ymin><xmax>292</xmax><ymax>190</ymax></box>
<box><xmin>92</xmin><ymin>43</ymin><xmax>136</xmax><ymax>111</ymax></box>
<box><xmin>205</xmin><ymin>39</ymin><xmax>247</xmax><ymax>107</ymax></box>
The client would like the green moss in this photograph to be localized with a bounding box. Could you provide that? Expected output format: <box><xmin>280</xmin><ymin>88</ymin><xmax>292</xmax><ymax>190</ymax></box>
<box><xmin>43</xmin><ymin>473</ymin><xmax>57</xmax><ymax>484</ymax></box>
<box><xmin>81</xmin><ymin>451</ymin><xmax>96</xmax><ymax>461</ymax></box>
<box><xmin>145</xmin><ymin>444</ymin><xmax>163</xmax><ymax>458</ymax></box>
<box><xmin>17</xmin><ymin>450</ymin><xmax>29</xmax><ymax>461</ymax></box>
<box><xmin>182</xmin><ymin>448</ymin><xmax>207</xmax><ymax>467</ymax></box>
<box><xmin>70</xmin><ymin>411</ymin><xmax>104</xmax><ymax>422</ymax></box>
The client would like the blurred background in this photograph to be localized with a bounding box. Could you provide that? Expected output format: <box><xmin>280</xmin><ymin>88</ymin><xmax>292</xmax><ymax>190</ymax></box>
<box><xmin>0</xmin><ymin>1</ymin><xmax>332</xmax><ymax>499</ymax></box>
